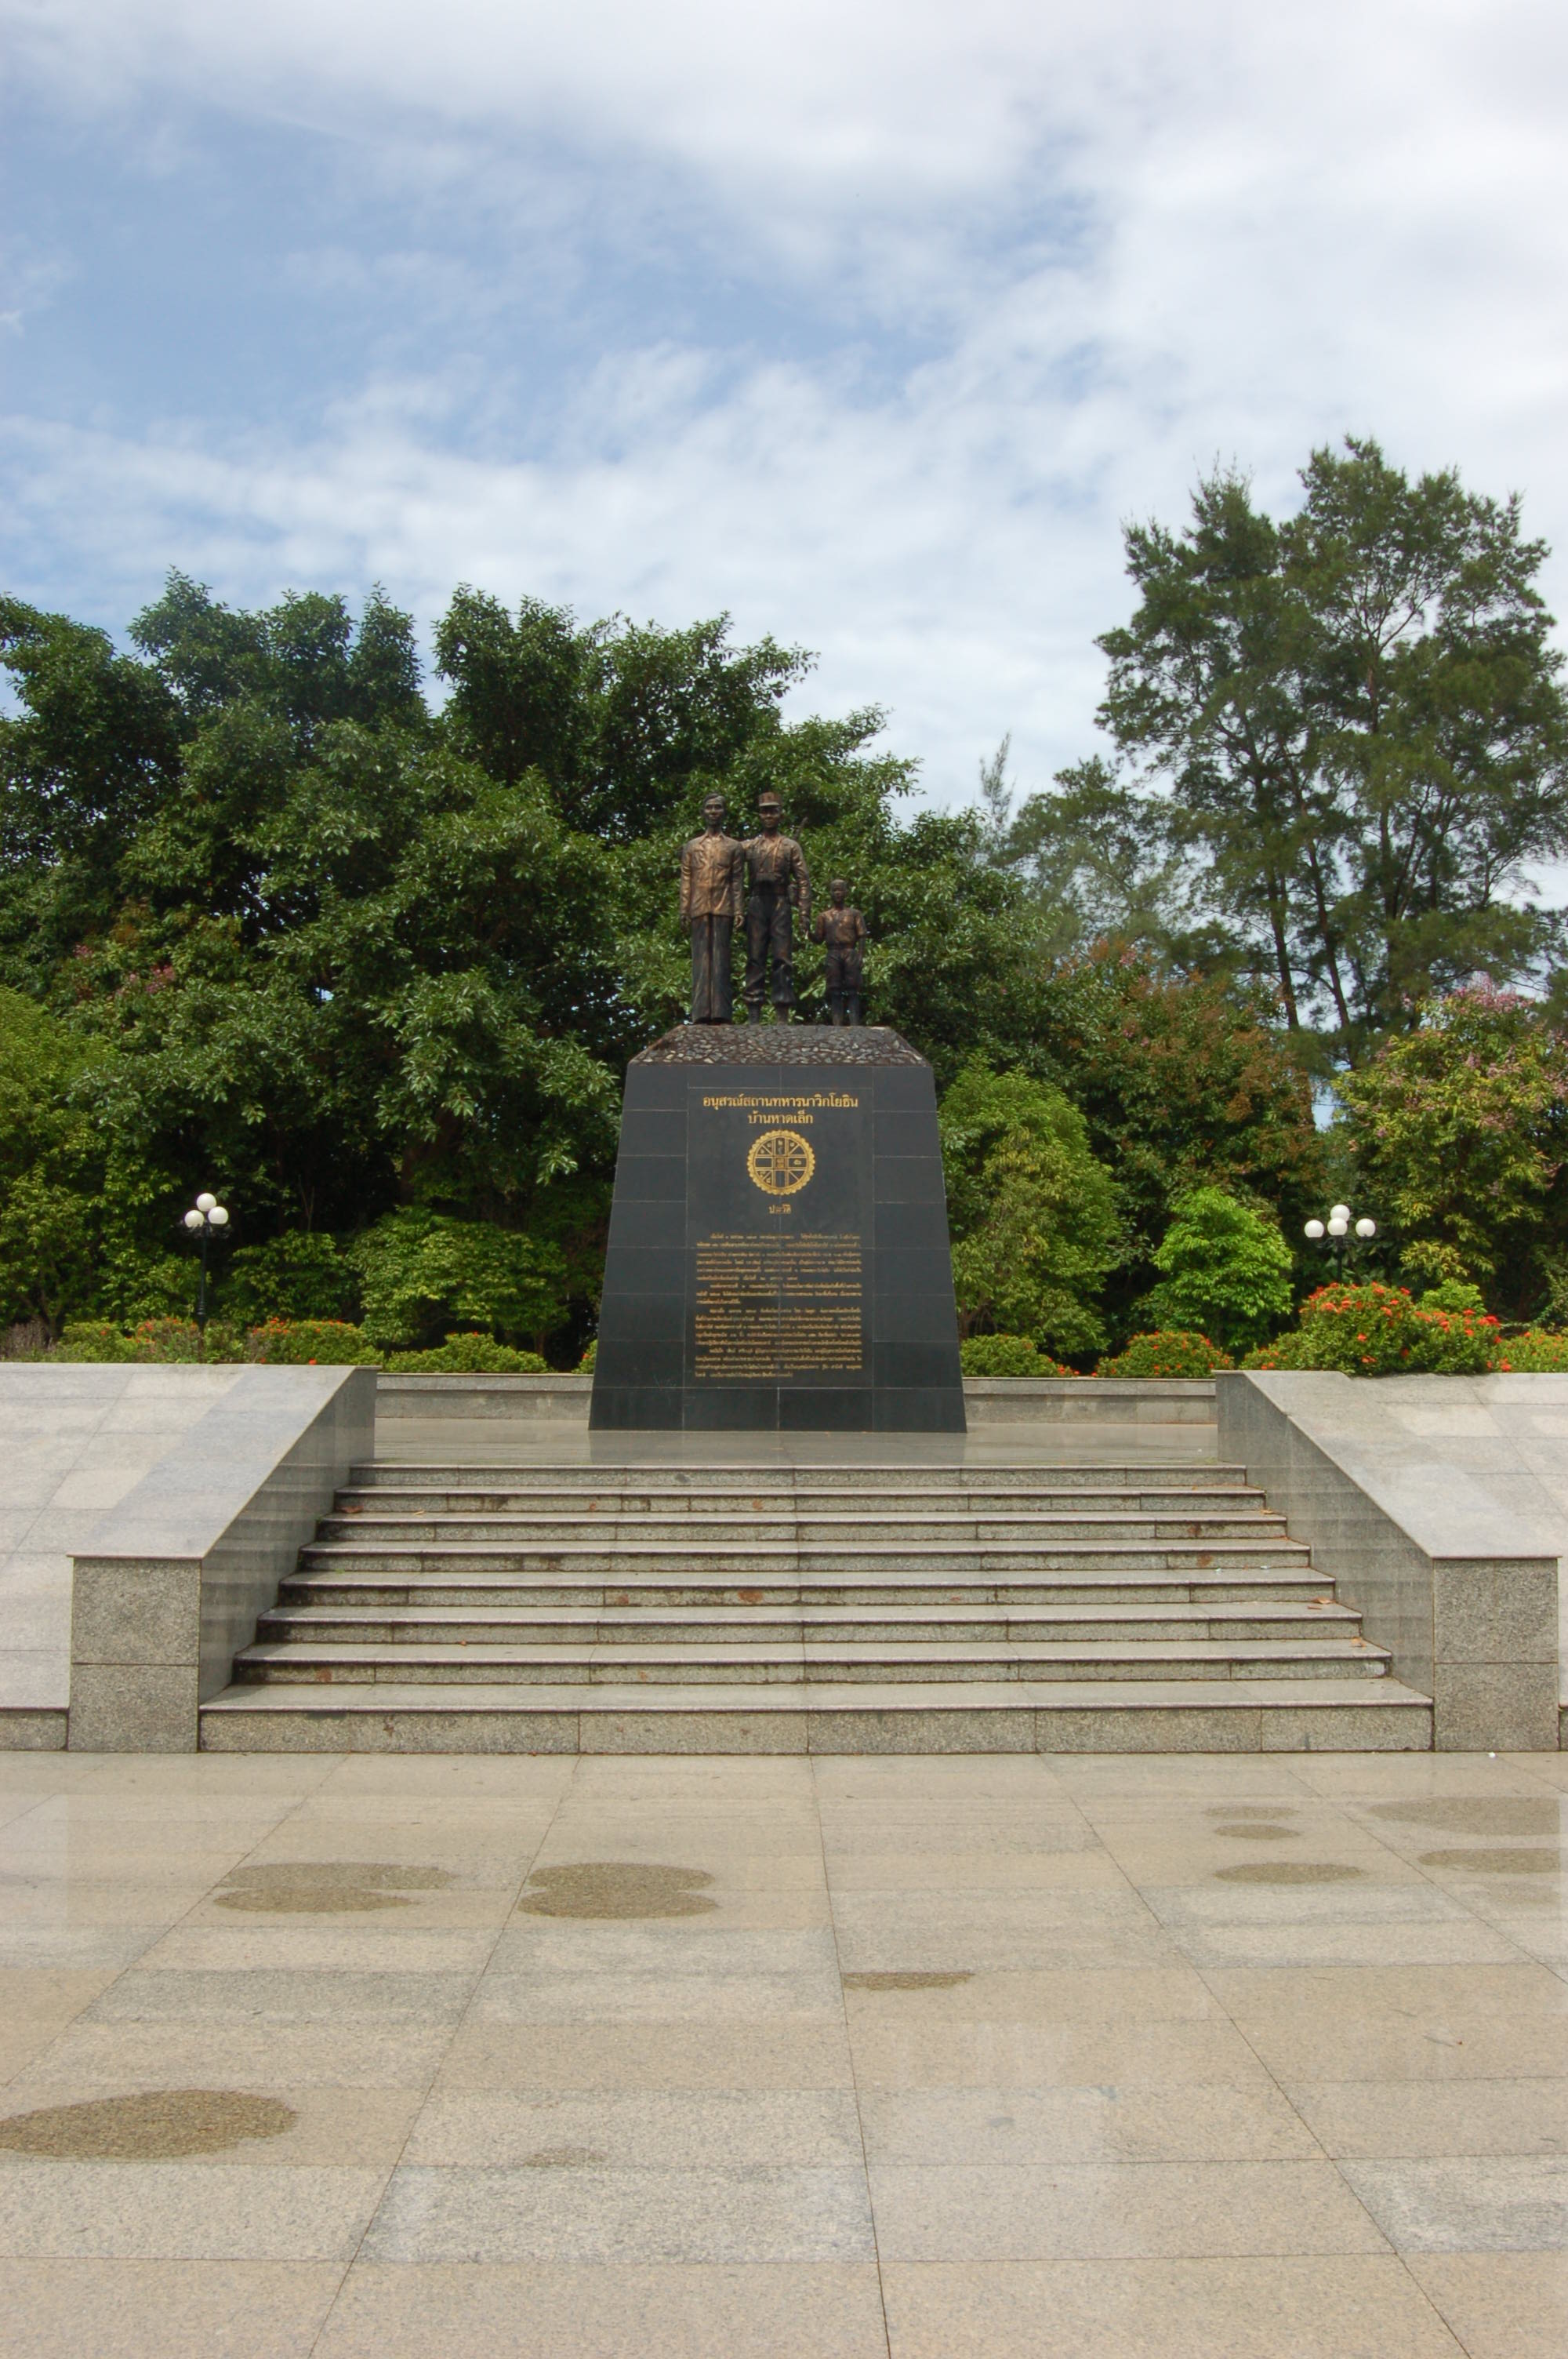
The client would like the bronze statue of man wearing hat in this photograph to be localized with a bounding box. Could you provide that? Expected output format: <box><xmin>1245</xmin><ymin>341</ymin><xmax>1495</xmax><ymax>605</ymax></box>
<box><xmin>742</xmin><ymin>792</ymin><xmax>811</xmax><ymax>1022</ymax></box>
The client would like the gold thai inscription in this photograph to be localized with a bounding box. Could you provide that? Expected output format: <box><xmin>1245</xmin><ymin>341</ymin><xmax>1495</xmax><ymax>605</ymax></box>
<box><xmin>694</xmin><ymin>1233</ymin><xmax>864</xmax><ymax>1379</ymax></box>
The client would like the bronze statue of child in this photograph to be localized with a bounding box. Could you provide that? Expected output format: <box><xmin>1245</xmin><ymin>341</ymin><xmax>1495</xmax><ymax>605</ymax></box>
<box><xmin>813</xmin><ymin>879</ymin><xmax>867</xmax><ymax>1025</ymax></box>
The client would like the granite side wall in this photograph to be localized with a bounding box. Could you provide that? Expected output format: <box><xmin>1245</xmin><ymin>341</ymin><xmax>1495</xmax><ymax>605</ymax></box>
<box><xmin>68</xmin><ymin>1365</ymin><xmax>376</xmax><ymax>1751</ymax></box>
<box><xmin>1216</xmin><ymin>1371</ymin><xmax>1559</xmax><ymax>1751</ymax></box>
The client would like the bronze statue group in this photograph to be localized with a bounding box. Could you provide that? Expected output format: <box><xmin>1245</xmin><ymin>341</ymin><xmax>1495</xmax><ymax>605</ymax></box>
<box><xmin>679</xmin><ymin>793</ymin><xmax>866</xmax><ymax>1027</ymax></box>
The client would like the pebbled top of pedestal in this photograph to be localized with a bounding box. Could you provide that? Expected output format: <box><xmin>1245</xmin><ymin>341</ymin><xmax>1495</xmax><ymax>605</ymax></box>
<box><xmin>633</xmin><ymin>1024</ymin><xmax>927</xmax><ymax>1067</ymax></box>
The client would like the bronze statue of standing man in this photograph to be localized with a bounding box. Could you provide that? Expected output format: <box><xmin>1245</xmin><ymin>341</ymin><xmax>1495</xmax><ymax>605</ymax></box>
<box><xmin>742</xmin><ymin>791</ymin><xmax>811</xmax><ymax>1022</ymax></box>
<box><xmin>680</xmin><ymin>791</ymin><xmax>744</xmax><ymax>1023</ymax></box>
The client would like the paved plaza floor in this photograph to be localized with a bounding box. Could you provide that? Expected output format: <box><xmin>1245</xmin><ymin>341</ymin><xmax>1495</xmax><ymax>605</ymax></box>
<box><xmin>2</xmin><ymin>1748</ymin><xmax>1568</xmax><ymax>2356</ymax></box>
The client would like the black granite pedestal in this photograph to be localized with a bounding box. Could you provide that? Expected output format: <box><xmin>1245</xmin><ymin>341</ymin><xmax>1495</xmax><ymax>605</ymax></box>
<box><xmin>590</xmin><ymin>1026</ymin><xmax>965</xmax><ymax>1431</ymax></box>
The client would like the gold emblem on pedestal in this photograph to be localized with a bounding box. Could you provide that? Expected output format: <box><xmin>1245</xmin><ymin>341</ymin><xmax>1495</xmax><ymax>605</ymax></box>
<box><xmin>746</xmin><ymin>1129</ymin><xmax>815</xmax><ymax>1195</ymax></box>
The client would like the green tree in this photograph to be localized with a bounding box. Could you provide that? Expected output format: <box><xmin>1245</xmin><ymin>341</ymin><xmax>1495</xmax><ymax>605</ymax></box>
<box><xmin>0</xmin><ymin>987</ymin><xmax>106</xmax><ymax>1330</ymax></box>
<box><xmin>1336</xmin><ymin>981</ymin><xmax>1568</xmax><ymax>1311</ymax></box>
<box><xmin>1138</xmin><ymin>1186</ymin><xmax>1295</xmax><ymax>1352</ymax></box>
<box><xmin>1095</xmin><ymin>439</ymin><xmax>1568</xmax><ymax>1053</ymax></box>
<box><xmin>939</xmin><ymin>1061</ymin><xmax>1120</xmax><ymax>1356</ymax></box>
<box><xmin>1027</xmin><ymin>947</ymin><xmax>1323</xmax><ymax>1336</ymax></box>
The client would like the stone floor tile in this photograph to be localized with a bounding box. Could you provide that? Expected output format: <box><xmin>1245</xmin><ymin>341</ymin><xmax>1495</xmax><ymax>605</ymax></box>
<box><xmin>485</xmin><ymin>1925</ymin><xmax>838</xmax><ymax>1980</ymax></box>
<box><xmin>405</xmin><ymin>2087</ymin><xmax>862</xmax><ymax>2168</ymax></box>
<box><xmin>848</xmin><ymin>2014</ymin><xmax>1276</xmax><ymax>2091</ymax></box>
<box><xmin>1289</xmin><ymin>2077</ymin><xmax>1568</xmax><ymax>2157</ymax></box>
<box><xmin>0</xmin><ymin>2161</ymin><xmax>385</xmax><ymax>2258</ymax></box>
<box><xmin>0</xmin><ymin>1759</ymin><xmax>101</xmax><ymax>1794</ymax></box>
<box><xmin>858</xmin><ymin>2081</ymin><xmax>1319</xmax><ymax>2165</ymax></box>
<box><xmin>20</xmin><ymin>2020</ymin><xmax>455</xmax><ymax>2092</ymax></box>
<box><xmin>361</xmin><ymin>2161</ymin><xmax>877</xmax><ymax>2263</ymax></box>
<box><xmin>1406</xmin><ymin>2253</ymin><xmax>1568</xmax><ymax>2358</ymax></box>
<box><xmin>868</xmin><ymin>2157</ymin><xmax>1390</xmax><ymax>2259</ymax></box>
<box><xmin>432</xmin><ymin>2019</ymin><xmax>856</xmax><ymax>2092</ymax></box>
<box><xmin>1226</xmin><ymin>2012</ymin><xmax>1568</xmax><ymax>2083</ymax></box>
<box><xmin>840</xmin><ymin>1964</ymin><xmax>1221</xmax><ymax>2024</ymax></box>
<box><xmin>880</xmin><ymin>2255</ymin><xmax>1466</xmax><ymax>2358</ymax></box>
<box><xmin>1341</xmin><ymin>2155</ymin><xmax>1568</xmax><ymax>2249</ymax></box>
<box><xmin>0</xmin><ymin>2258</ymin><xmax>344</xmax><ymax>2359</ymax></box>
<box><xmin>811</xmin><ymin>1764</ymin><xmax>1056</xmax><ymax>1793</ymax></box>
<box><xmin>318</xmin><ymin>1755</ymin><xmax>577</xmax><ymax>1798</ymax></box>
<box><xmin>0</xmin><ymin>1968</ymin><xmax>120</xmax><ymax>2080</ymax></box>
<box><xmin>1291</xmin><ymin>1757</ymin><xmax>1555</xmax><ymax>1799</ymax></box>
<box><xmin>1171</xmin><ymin>1921</ymin><xmax>1527</xmax><ymax>1971</ymax></box>
<box><xmin>822</xmin><ymin>1846</ymin><xmax>1117</xmax><ymax>1891</ymax></box>
<box><xmin>84</xmin><ymin>1756</ymin><xmax>339</xmax><ymax>1798</ymax></box>
<box><xmin>314</xmin><ymin>2259</ymin><xmax>887</xmax><ymax>2358</ymax></box>
<box><xmin>471</xmin><ymin>1968</ymin><xmax>843</xmax><ymax>2025</ymax></box>
<box><xmin>136</xmin><ymin>1925</ymin><xmax>499</xmax><ymax>1974</ymax></box>
<box><xmin>1045</xmin><ymin>1758</ymin><xmax>1318</xmax><ymax>1801</ymax></box>
<box><xmin>0</xmin><ymin>1927</ymin><xmax>209</xmax><ymax>1976</ymax></box>
<box><xmin>83</xmin><ymin>1967</ymin><xmax>479</xmax><ymax>2025</ymax></box>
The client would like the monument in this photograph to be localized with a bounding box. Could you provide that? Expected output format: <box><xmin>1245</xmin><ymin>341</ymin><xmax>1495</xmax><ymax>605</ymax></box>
<box><xmin>590</xmin><ymin>801</ymin><xmax>965</xmax><ymax>1432</ymax></box>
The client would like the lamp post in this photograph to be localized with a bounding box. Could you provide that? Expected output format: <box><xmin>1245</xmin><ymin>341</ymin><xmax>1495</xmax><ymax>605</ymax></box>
<box><xmin>183</xmin><ymin>1192</ymin><xmax>230</xmax><ymax>1350</ymax></box>
<box><xmin>1303</xmin><ymin>1201</ymin><xmax>1377</xmax><ymax>1280</ymax></box>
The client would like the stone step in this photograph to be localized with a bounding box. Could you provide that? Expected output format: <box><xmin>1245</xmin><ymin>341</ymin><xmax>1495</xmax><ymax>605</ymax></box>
<box><xmin>316</xmin><ymin>1510</ymin><xmax>1288</xmax><ymax>1544</ymax></box>
<box><xmin>279</xmin><ymin>1565</ymin><xmax>1337</xmax><ymax>1607</ymax></box>
<box><xmin>257</xmin><ymin>1600</ymin><xmax>1362</xmax><ymax>1647</ymax></box>
<box><xmin>232</xmin><ymin>1634</ymin><xmax>1390</xmax><ymax>1686</ymax></box>
<box><xmin>332</xmin><ymin>1485</ymin><xmax>1265</xmax><ymax>1518</ymax></box>
<box><xmin>198</xmin><ymin>1674</ymin><xmax>1436</xmax><ymax>1754</ymax></box>
<box><xmin>296</xmin><ymin>1537</ymin><xmax>1313</xmax><ymax>1577</ymax></box>
<box><xmin>345</xmin><ymin>1462</ymin><xmax>1254</xmax><ymax>1493</ymax></box>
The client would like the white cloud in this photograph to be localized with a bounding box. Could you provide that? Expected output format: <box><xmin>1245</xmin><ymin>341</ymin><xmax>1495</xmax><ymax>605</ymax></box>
<box><xmin>2</xmin><ymin>0</ymin><xmax>1567</xmax><ymax>802</ymax></box>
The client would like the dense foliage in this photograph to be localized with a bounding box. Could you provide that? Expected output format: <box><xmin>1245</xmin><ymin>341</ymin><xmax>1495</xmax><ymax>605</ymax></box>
<box><xmin>938</xmin><ymin>1062</ymin><xmax>1121</xmax><ymax>1357</ymax></box>
<box><xmin>5</xmin><ymin>434</ymin><xmax>1568</xmax><ymax>1360</ymax></box>
<box><xmin>1334</xmin><ymin>982</ymin><xmax>1568</xmax><ymax>1313</ymax></box>
<box><xmin>1136</xmin><ymin>1187</ymin><xmax>1295</xmax><ymax>1354</ymax></box>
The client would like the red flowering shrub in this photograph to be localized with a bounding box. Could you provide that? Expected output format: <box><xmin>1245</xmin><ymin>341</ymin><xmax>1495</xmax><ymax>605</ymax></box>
<box><xmin>1095</xmin><ymin>1330</ymin><xmax>1234</xmax><ymax>1378</ymax></box>
<box><xmin>1243</xmin><ymin>1282</ymin><xmax>1501</xmax><ymax>1376</ymax></box>
<box><xmin>247</xmin><ymin>1319</ymin><xmax>382</xmax><ymax>1365</ymax></box>
<box><xmin>1496</xmin><ymin>1329</ymin><xmax>1568</xmax><ymax>1372</ymax></box>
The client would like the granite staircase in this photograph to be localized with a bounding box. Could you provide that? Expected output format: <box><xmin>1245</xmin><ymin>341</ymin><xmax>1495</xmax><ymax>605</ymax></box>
<box><xmin>199</xmin><ymin>1461</ymin><xmax>1434</xmax><ymax>1751</ymax></box>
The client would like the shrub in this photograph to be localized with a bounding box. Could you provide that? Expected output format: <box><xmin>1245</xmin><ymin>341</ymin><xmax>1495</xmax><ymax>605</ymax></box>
<box><xmin>1241</xmin><ymin>1329</ymin><xmax>1315</xmax><ymax>1370</ymax></box>
<box><xmin>1137</xmin><ymin>1187</ymin><xmax>1295</xmax><ymax>1354</ymax></box>
<box><xmin>1421</xmin><ymin>1281</ymin><xmax>1489</xmax><ymax>1316</ymax></box>
<box><xmin>383</xmin><ymin>1332</ymin><xmax>548</xmax><ymax>1374</ymax></box>
<box><xmin>577</xmin><ymin>1339</ymin><xmax>597</xmax><ymax>1372</ymax></box>
<box><xmin>1497</xmin><ymin>1329</ymin><xmax>1568</xmax><ymax>1371</ymax></box>
<box><xmin>129</xmin><ymin>1318</ymin><xmax>205</xmax><ymax>1361</ymax></box>
<box><xmin>348</xmin><ymin>1209</ymin><xmax>568</xmax><ymax>1352</ymax></box>
<box><xmin>1095</xmin><ymin>1330</ymin><xmax>1234</xmax><ymax>1378</ymax></box>
<box><xmin>247</xmin><ymin>1319</ymin><xmax>383</xmax><ymax>1366</ymax></box>
<box><xmin>959</xmin><ymin>1335</ymin><xmax>1077</xmax><ymax>1376</ymax></box>
<box><xmin>226</xmin><ymin>1233</ymin><xmax>357</xmax><ymax>1325</ymax></box>
<box><xmin>1412</xmin><ymin>1302</ymin><xmax>1504</xmax><ymax>1374</ymax></box>
<box><xmin>1247</xmin><ymin>1282</ymin><xmax>1501</xmax><ymax>1376</ymax></box>
<box><xmin>51</xmin><ymin>1320</ymin><xmax>137</xmax><ymax>1363</ymax></box>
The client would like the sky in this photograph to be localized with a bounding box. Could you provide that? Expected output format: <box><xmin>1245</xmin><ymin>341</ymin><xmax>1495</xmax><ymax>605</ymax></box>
<box><xmin>2</xmin><ymin>0</ymin><xmax>1566</xmax><ymax>812</ymax></box>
